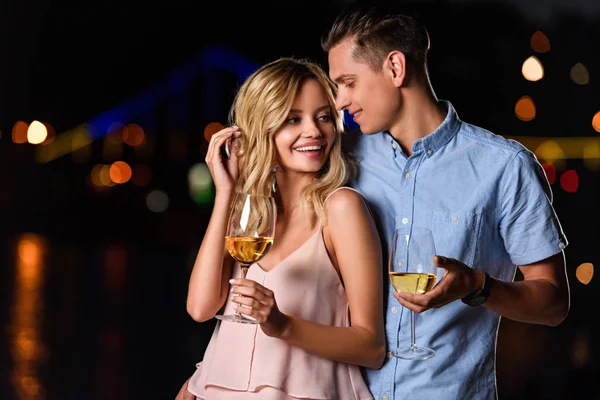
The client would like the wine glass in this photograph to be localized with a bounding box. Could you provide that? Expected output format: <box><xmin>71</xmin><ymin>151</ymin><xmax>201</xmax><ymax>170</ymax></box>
<box><xmin>216</xmin><ymin>192</ymin><xmax>276</xmax><ymax>324</ymax></box>
<box><xmin>388</xmin><ymin>227</ymin><xmax>437</xmax><ymax>360</ymax></box>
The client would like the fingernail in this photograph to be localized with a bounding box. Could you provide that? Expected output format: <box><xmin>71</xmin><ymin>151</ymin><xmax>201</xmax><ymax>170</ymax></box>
<box><xmin>231</xmin><ymin>125</ymin><xmax>238</xmax><ymax>129</ymax></box>
<box><xmin>229</xmin><ymin>279</ymin><xmax>235</xmax><ymax>284</ymax></box>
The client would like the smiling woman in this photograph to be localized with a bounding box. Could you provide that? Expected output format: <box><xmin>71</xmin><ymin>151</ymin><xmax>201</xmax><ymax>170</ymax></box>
<box><xmin>177</xmin><ymin>57</ymin><xmax>385</xmax><ymax>400</ymax></box>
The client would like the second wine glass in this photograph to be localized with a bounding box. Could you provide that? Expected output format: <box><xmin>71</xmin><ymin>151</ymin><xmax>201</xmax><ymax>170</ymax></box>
<box><xmin>389</xmin><ymin>227</ymin><xmax>437</xmax><ymax>360</ymax></box>
<box><xmin>216</xmin><ymin>192</ymin><xmax>276</xmax><ymax>324</ymax></box>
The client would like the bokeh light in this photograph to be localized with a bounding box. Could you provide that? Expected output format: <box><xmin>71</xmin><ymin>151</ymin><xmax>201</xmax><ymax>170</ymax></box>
<box><xmin>27</xmin><ymin>121</ymin><xmax>48</xmax><ymax>145</ymax></box>
<box><xmin>12</xmin><ymin>121</ymin><xmax>29</xmax><ymax>144</ymax></box>
<box><xmin>515</xmin><ymin>96</ymin><xmax>536</xmax><ymax>121</ymax></box>
<box><xmin>559</xmin><ymin>170</ymin><xmax>579</xmax><ymax>193</ymax></box>
<box><xmin>570</xmin><ymin>63</ymin><xmax>589</xmax><ymax>85</ymax></box>
<box><xmin>530</xmin><ymin>31</ymin><xmax>550</xmax><ymax>53</ymax></box>
<box><xmin>541</xmin><ymin>162</ymin><xmax>556</xmax><ymax>184</ymax></box>
<box><xmin>592</xmin><ymin>111</ymin><xmax>600</xmax><ymax>133</ymax></box>
<box><xmin>188</xmin><ymin>163</ymin><xmax>214</xmax><ymax>205</ymax></box>
<box><xmin>576</xmin><ymin>263</ymin><xmax>594</xmax><ymax>285</ymax></box>
<box><xmin>522</xmin><ymin>56</ymin><xmax>544</xmax><ymax>82</ymax></box>
<box><xmin>583</xmin><ymin>140</ymin><xmax>600</xmax><ymax>171</ymax></box>
<box><xmin>146</xmin><ymin>190</ymin><xmax>169</xmax><ymax>212</ymax></box>
<box><xmin>109</xmin><ymin>161</ymin><xmax>132</xmax><ymax>184</ymax></box>
<box><xmin>122</xmin><ymin>123</ymin><xmax>145</xmax><ymax>147</ymax></box>
<box><xmin>204</xmin><ymin>122</ymin><xmax>225</xmax><ymax>142</ymax></box>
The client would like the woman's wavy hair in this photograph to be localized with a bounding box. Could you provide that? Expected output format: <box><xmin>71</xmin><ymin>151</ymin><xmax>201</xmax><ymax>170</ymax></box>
<box><xmin>229</xmin><ymin>57</ymin><xmax>356</xmax><ymax>225</ymax></box>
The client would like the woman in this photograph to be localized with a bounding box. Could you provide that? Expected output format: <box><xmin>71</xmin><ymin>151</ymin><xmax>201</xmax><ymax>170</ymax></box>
<box><xmin>177</xmin><ymin>57</ymin><xmax>384</xmax><ymax>399</ymax></box>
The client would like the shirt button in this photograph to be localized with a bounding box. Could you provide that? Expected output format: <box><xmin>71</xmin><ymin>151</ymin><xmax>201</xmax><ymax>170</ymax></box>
<box><xmin>383</xmin><ymin>395</ymin><xmax>389</xmax><ymax>400</ymax></box>
<box><xmin>427</xmin><ymin>149</ymin><xmax>433</xmax><ymax>155</ymax></box>
<box><xmin>391</xmin><ymin>142</ymin><xmax>397</xmax><ymax>149</ymax></box>
<box><xmin>405</xmin><ymin>171</ymin><xmax>412</xmax><ymax>179</ymax></box>
<box><xmin>386</xmin><ymin>351</ymin><xmax>394</xmax><ymax>359</ymax></box>
<box><xmin>397</xmin><ymin>261</ymin><xmax>403</xmax><ymax>268</ymax></box>
<box><xmin>391</xmin><ymin>307</ymin><xmax>398</xmax><ymax>314</ymax></box>
<box><xmin>451</xmin><ymin>216</ymin><xmax>458</xmax><ymax>222</ymax></box>
<box><xmin>559</xmin><ymin>242</ymin><xmax>565</xmax><ymax>249</ymax></box>
<box><xmin>402</xmin><ymin>217</ymin><xmax>408</xmax><ymax>224</ymax></box>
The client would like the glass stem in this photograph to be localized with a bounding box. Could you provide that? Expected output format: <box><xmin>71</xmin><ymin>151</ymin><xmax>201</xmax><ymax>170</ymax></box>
<box><xmin>235</xmin><ymin>264</ymin><xmax>249</xmax><ymax>318</ymax></box>
<box><xmin>410</xmin><ymin>310</ymin><xmax>417</xmax><ymax>351</ymax></box>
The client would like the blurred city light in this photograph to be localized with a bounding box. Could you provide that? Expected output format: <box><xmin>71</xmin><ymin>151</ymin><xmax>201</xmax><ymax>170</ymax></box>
<box><xmin>11</xmin><ymin>233</ymin><xmax>47</xmax><ymax>400</ymax></box>
<box><xmin>541</xmin><ymin>162</ymin><xmax>556</xmax><ymax>184</ymax></box>
<box><xmin>12</xmin><ymin>121</ymin><xmax>29</xmax><ymax>144</ymax></box>
<box><xmin>122</xmin><ymin>123</ymin><xmax>145</xmax><ymax>147</ymax></box>
<box><xmin>204</xmin><ymin>122</ymin><xmax>225</xmax><ymax>142</ymax></box>
<box><xmin>522</xmin><ymin>56</ymin><xmax>544</xmax><ymax>82</ymax></box>
<box><xmin>592</xmin><ymin>111</ymin><xmax>600</xmax><ymax>133</ymax></box>
<box><xmin>146</xmin><ymin>190</ymin><xmax>169</xmax><ymax>212</ymax></box>
<box><xmin>27</xmin><ymin>121</ymin><xmax>48</xmax><ymax>145</ymax></box>
<box><xmin>559</xmin><ymin>170</ymin><xmax>579</xmax><ymax>193</ymax></box>
<box><xmin>530</xmin><ymin>31</ymin><xmax>550</xmax><ymax>53</ymax></box>
<box><xmin>515</xmin><ymin>96</ymin><xmax>536</xmax><ymax>121</ymax></box>
<box><xmin>188</xmin><ymin>163</ymin><xmax>214</xmax><ymax>205</ymax></box>
<box><xmin>570</xmin><ymin>63</ymin><xmax>589</xmax><ymax>85</ymax></box>
<box><xmin>576</xmin><ymin>263</ymin><xmax>594</xmax><ymax>285</ymax></box>
<box><xmin>109</xmin><ymin>161</ymin><xmax>132</xmax><ymax>184</ymax></box>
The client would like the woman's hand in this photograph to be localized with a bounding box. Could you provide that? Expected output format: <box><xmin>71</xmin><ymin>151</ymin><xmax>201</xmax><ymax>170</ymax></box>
<box><xmin>205</xmin><ymin>126</ymin><xmax>241</xmax><ymax>196</ymax></box>
<box><xmin>229</xmin><ymin>278</ymin><xmax>289</xmax><ymax>338</ymax></box>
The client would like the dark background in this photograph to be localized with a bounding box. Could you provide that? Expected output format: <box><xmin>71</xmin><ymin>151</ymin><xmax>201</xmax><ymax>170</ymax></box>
<box><xmin>1</xmin><ymin>0</ymin><xmax>598</xmax><ymax>399</ymax></box>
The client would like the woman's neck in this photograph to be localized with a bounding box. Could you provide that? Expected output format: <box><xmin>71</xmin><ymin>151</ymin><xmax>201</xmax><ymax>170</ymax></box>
<box><xmin>273</xmin><ymin>171</ymin><xmax>314</xmax><ymax>216</ymax></box>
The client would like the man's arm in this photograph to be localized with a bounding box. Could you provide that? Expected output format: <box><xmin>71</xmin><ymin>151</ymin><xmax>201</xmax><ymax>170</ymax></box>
<box><xmin>393</xmin><ymin>251</ymin><xmax>570</xmax><ymax>327</ymax></box>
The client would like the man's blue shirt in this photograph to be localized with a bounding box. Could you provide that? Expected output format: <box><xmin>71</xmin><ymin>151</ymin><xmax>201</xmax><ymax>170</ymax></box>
<box><xmin>347</xmin><ymin>101</ymin><xmax>567</xmax><ymax>400</ymax></box>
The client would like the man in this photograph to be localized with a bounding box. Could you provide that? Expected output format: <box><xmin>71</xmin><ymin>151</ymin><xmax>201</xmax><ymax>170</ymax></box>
<box><xmin>322</xmin><ymin>1</ymin><xmax>570</xmax><ymax>399</ymax></box>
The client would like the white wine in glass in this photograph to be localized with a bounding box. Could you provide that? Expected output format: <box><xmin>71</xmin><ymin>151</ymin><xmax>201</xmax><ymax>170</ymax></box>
<box><xmin>216</xmin><ymin>192</ymin><xmax>276</xmax><ymax>324</ymax></box>
<box><xmin>389</xmin><ymin>227</ymin><xmax>437</xmax><ymax>360</ymax></box>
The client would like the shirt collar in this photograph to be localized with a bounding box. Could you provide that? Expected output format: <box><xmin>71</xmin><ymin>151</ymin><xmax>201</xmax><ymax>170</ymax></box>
<box><xmin>381</xmin><ymin>100</ymin><xmax>461</xmax><ymax>157</ymax></box>
<box><xmin>415</xmin><ymin>100</ymin><xmax>461</xmax><ymax>157</ymax></box>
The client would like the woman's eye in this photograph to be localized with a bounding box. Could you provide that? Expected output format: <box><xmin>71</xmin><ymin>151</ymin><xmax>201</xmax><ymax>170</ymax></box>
<box><xmin>286</xmin><ymin>117</ymin><xmax>300</xmax><ymax>124</ymax></box>
<box><xmin>318</xmin><ymin>114</ymin><xmax>332</xmax><ymax>122</ymax></box>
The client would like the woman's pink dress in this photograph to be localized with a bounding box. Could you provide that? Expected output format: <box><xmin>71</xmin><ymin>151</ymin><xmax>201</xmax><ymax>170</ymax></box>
<box><xmin>188</xmin><ymin>187</ymin><xmax>374</xmax><ymax>399</ymax></box>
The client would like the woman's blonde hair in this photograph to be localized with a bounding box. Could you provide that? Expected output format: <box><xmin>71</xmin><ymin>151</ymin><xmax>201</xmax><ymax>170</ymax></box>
<box><xmin>229</xmin><ymin>57</ymin><xmax>356</xmax><ymax>225</ymax></box>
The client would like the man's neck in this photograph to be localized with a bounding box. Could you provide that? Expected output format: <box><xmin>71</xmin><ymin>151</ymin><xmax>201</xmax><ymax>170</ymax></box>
<box><xmin>388</xmin><ymin>89</ymin><xmax>446</xmax><ymax>156</ymax></box>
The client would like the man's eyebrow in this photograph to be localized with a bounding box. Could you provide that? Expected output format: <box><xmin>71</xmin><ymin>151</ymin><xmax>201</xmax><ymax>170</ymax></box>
<box><xmin>332</xmin><ymin>74</ymin><xmax>355</xmax><ymax>84</ymax></box>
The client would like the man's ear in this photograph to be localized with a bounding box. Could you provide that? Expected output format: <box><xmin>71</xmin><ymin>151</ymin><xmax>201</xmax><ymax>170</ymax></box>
<box><xmin>385</xmin><ymin>51</ymin><xmax>407</xmax><ymax>88</ymax></box>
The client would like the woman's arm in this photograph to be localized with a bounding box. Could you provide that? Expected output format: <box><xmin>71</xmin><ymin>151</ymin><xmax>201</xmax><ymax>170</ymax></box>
<box><xmin>231</xmin><ymin>189</ymin><xmax>386</xmax><ymax>369</ymax></box>
<box><xmin>186</xmin><ymin>192</ymin><xmax>236</xmax><ymax>322</ymax></box>
<box><xmin>186</xmin><ymin>126</ymin><xmax>240</xmax><ymax>322</ymax></box>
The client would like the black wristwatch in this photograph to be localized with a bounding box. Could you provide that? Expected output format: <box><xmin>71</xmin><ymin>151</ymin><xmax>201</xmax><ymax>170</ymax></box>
<box><xmin>461</xmin><ymin>270</ymin><xmax>494</xmax><ymax>306</ymax></box>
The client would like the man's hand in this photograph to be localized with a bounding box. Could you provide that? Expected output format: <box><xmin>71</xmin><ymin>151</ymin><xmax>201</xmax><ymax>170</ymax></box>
<box><xmin>393</xmin><ymin>255</ymin><xmax>483</xmax><ymax>312</ymax></box>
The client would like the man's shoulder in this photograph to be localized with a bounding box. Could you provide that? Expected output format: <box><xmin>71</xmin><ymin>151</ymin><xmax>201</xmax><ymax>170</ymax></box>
<box><xmin>457</xmin><ymin>121</ymin><xmax>531</xmax><ymax>158</ymax></box>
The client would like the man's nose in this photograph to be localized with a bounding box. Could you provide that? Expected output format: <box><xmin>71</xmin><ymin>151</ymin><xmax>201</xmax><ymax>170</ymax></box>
<box><xmin>335</xmin><ymin>90</ymin><xmax>349</xmax><ymax>111</ymax></box>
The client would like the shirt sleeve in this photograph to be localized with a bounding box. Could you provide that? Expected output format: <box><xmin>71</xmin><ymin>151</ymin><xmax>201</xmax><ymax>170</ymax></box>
<box><xmin>497</xmin><ymin>149</ymin><xmax>568</xmax><ymax>266</ymax></box>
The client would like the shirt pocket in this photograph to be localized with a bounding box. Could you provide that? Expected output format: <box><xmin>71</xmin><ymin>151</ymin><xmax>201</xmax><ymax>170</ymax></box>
<box><xmin>430</xmin><ymin>210</ymin><xmax>482</xmax><ymax>268</ymax></box>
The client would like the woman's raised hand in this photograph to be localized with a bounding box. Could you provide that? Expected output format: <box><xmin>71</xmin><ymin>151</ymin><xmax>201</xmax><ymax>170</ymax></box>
<box><xmin>205</xmin><ymin>126</ymin><xmax>241</xmax><ymax>196</ymax></box>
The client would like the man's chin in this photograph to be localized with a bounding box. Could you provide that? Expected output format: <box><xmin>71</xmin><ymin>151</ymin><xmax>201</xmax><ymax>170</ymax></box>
<box><xmin>357</xmin><ymin>125</ymin><xmax>379</xmax><ymax>135</ymax></box>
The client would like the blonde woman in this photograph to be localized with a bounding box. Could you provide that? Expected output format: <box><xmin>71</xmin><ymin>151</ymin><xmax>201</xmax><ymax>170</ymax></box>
<box><xmin>177</xmin><ymin>57</ymin><xmax>384</xmax><ymax>399</ymax></box>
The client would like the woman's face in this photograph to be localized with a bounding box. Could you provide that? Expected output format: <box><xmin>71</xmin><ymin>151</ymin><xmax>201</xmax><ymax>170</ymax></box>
<box><xmin>273</xmin><ymin>78</ymin><xmax>336</xmax><ymax>175</ymax></box>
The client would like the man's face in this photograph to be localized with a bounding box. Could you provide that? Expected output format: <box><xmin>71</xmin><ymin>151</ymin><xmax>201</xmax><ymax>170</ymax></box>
<box><xmin>328</xmin><ymin>38</ymin><xmax>400</xmax><ymax>135</ymax></box>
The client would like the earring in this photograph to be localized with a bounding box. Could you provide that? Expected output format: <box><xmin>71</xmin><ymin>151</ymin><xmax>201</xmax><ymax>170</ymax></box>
<box><xmin>271</xmin><ymin>166</ymin><xmax>280</xmax><ymax>194</ymax></box>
